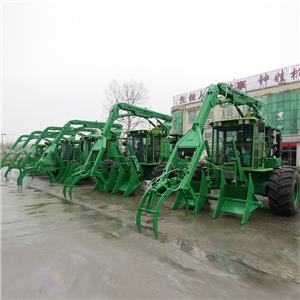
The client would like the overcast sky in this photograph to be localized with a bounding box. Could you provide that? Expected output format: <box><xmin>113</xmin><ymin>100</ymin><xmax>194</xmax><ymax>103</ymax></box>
<box><xmin>1</xmin><ymin>0</ymin><xmax>299</xmax><ymax>141</ymax></box>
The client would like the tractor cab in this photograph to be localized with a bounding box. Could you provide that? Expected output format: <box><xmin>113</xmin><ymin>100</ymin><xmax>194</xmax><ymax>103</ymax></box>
<box><xmin>211</xmin><ymin>116</ymin><xmax>282</xmax><ymax>171</ymax></box>
<box><xmin>127</xmin><ymin>129</ymin><xmax>170</xmax><ymax>165</ymax></box>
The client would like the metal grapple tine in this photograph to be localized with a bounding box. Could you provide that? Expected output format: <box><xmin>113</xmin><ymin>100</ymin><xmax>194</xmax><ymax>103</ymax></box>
<box><xmin>61</xmin><ymin>164</ymin><xmax>74</xmax><ymax>183</ymax></box>
<box><xmin>4</xmin><ymin>167</ymin><xmax>12</xmax><ymax>181</ymax></box>
<box><xmin>54</xmin><ymin>165</ymin><xmax>66</xmax><ymax>182</ymax></box>
<box><xmin>63</xmin><ymin>174</ymin><xmax>76</xmax><ymax>199</ymax></box>
<box><xmin>136</xmin><ymin>189</ymin><xmax>152</xmax><ymax>233</ymax></box>
<box><xmin>63</xmin><ymin>168</ymin><xmax>88</xmax><ymax>200</ymax></box>
<box><xmin>47</xmin><ymin>171</ymin><xmax>55</xmax><ymax>184</ymax></box>
<box><xmin>68</xmin><ymin>175</ymin><xmax>84</xmax><ymax>200</ymax></box>
<box><xmin>17</xmin><ymin>167</ymin><xmax>35</xmax><ymax>187</ymax></box>
<box><xmin>62</xmin><ymin>183</ymin><xmax>68</xmax><ymax>199</ymax></box>
<box><xmin>152</xmin><ymin>188</ymin><xmax>175</xmax><ymax>239</ymax></box>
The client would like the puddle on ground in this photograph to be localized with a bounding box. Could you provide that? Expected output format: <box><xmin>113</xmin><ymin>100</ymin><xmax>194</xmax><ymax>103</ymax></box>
<box><xmin>160</xmin><ymin>256</ymin><xmax>197</xmax><ymax>276</ymax></box>
<box><xmin>2</xmin><ymin>174</ymin><xmax>300</xmax><ymax>299</ymax></box>
<box><xmin>26</xmin><ymin>210</ymin><xmax>46</xmax><ymax>215</ymax></box>
<box><xmin>23</xmin><ymin>202</ymin><xmax>56</xmax><ymax>209</ymax></box>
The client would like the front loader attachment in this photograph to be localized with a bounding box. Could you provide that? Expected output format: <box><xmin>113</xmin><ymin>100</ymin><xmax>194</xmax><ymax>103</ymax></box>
<box><xmin>62</xmin><ymin>141</ymin><xmax>108</xmax><ymax>199</ymax></box>
<box><xmin>213</xmin><ymin>172</ymin><xmax>263</xmax><ymax>224</ymax></box>
<box><xmin>112</xmin><ymin>161</ymin><xmax>140</xmax><ymax>197</ymax></box>
<box><xmin>136</xmin><ymin>177</ymin><xmax>181</xmax><ymax>238</ymax></box>
<box><xmin>136</xmin><ymin>172</ymin><xmax>212</xmax><ymax>238</ymax></box>
<box><xmin>17</xmin><ymin>166</ymin><xmax>55</xmax><ymax>189</ymax></box>
<box><xmin>63</xmin><ymin>167</ymin><xmax>91</xmax><ymax>199</ymax></box>
<box><xmin>111</xmin><ymin>145</ymin><xmax>143</xmax><ymax>197</ymax></box>
<box><xmin>94</xmin><ymin>160</ymin><xmax>118</xmax><ymax>193</ymax></box>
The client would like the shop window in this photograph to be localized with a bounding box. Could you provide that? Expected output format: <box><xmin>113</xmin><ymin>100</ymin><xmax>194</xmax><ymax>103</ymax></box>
<box><xmin>223</xmin><ymin>106</ymin><xmax>233</xmax><ymax>118</ymax></box>
<box><xmin>188</xmin><ymin>110</ymin><xmax>198</xmax><ymax>123</ymax></box>
<box><xmin>282</xmin><ymin>144</ymin><xmax>296</xmax><ymax>166</ymax></box>
<box><xmin>171</xmin><ymin>111</ymin><xmax>183</xmax><ymax>135</ymax></box>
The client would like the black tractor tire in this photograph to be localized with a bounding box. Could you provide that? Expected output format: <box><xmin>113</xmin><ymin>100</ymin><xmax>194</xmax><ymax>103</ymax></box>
<box><xmin>268</xmin><ymin>166</ymin><xmax>300</xmax><ymax>216</ymax></box>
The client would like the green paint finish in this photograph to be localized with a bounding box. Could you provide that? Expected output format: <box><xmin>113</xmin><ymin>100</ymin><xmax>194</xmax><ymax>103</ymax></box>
<box><xmin>62</xmin><ymin>103</ymin><xmax>174</xmax><ymax>199</ymax></box>
<box><xmin>137</xmin><ymin>83</ymin><xmax>290</xmax><ymax>238</ymax></box>
<box><xmin>15</xmin><ymin>120</ymin><xmax>112</xmax><ymax>188</ymax></box>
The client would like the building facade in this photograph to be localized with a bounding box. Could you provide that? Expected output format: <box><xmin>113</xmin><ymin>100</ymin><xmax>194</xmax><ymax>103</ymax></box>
<box><xmin>171</xmin><ymin>64</ymin><xmax>300</xmax><ymax>166</ymax></box>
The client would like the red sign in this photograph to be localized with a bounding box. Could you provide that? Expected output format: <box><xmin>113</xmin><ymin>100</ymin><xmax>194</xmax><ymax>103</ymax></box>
<box><xmin>274</xmin><ymin>70</ymin><xmax>286</xmax><ymax>84</ymax></box>
<box><xmin>290</xmin><ymin>67</ymin><xmax>300</xmax><ymax>80</ymax></box>
<box><xmin>235</xmin><ymin>80</ymin><xmax>247</xmax><ymax>90</ymax></box>
<box><xmin>282</xmin><ymin>143</ymin><xmax>297</xmax><ymax>148</ymax></box>
<box><xmin>258</xmin><ymin>73</ymin><xmax>270</xmax><ymax>87</ymax></box>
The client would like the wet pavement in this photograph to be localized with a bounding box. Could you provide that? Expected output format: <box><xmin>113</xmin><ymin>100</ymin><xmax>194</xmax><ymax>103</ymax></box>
<box><xmin>1</xmin><ymin>172</ymin><xmax>300</xmax><ymax>299</ymax></box>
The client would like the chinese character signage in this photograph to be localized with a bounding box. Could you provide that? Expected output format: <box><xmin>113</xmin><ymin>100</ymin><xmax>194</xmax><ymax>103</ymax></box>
<box><xmin>173</xmin><ymin>64</ymin><xmax>300</xmax><ymax>106</ymax></box>
<box><xmin>173</xmin><ymin>92</ymin><xmax>188</xmax><ymax>105</ymax></box>
<box><xmin>290</xmin><ymin>64</ymin><xmax>300</xmax><ymax>81</ymax></box>
<box><xmin>188</xmin><ymin>88</ymin><xmax>206</xmax><ymax>102</ymax></box>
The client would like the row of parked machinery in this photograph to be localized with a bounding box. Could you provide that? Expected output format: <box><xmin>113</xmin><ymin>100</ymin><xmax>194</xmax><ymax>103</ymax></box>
<box><xmin>1</xmin><ymin>83</ymin><xmax>299</xmax><ymax>238</ymax></box>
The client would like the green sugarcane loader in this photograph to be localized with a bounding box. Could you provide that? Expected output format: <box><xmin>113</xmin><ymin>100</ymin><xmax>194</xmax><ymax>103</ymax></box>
<box><xmin>2</xmin><ymin>127</ymin><xmax>62</xmax><ymax>181</ymax></box>
<box><xmin>16</xmin><ymin>120</ymin><xmax>122</xmax><ymax>187</ymax></box>
<box><xmin>136</xmin><ymin>82</ymin><xmax>300</xmax><ymax>238</ymax></box>
<box><xmin>1</xmin><ymin>131</ymin><xmax>42</xmax><ymax>169</ymax></box>
<box><xmin>108</xmin><ymin>126</ymin><xmax>175</xmax><ymax>197</ymax></box>
<box><xmin>1</xmin><ymin>134</ymin><xmax>30</xmax><ymax>167</ymax></box>
<box><xmin>63</xmin><ymin>103</ymin><xmax>173</xmax><ymax>199</ymax></box>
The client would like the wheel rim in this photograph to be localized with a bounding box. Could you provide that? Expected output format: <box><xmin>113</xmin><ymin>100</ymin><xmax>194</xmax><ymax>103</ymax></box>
<box><xmin>293</xmin><ymin>181</ymin><xmax>299</xmax><ymax>206</ymax></box>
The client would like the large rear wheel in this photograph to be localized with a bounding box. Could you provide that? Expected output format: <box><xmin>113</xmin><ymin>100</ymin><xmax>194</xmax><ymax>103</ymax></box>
<box><xmin>268</xmin><ymin>166</ymin><xmax>300</xmax><ymax>216</ymax></box>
